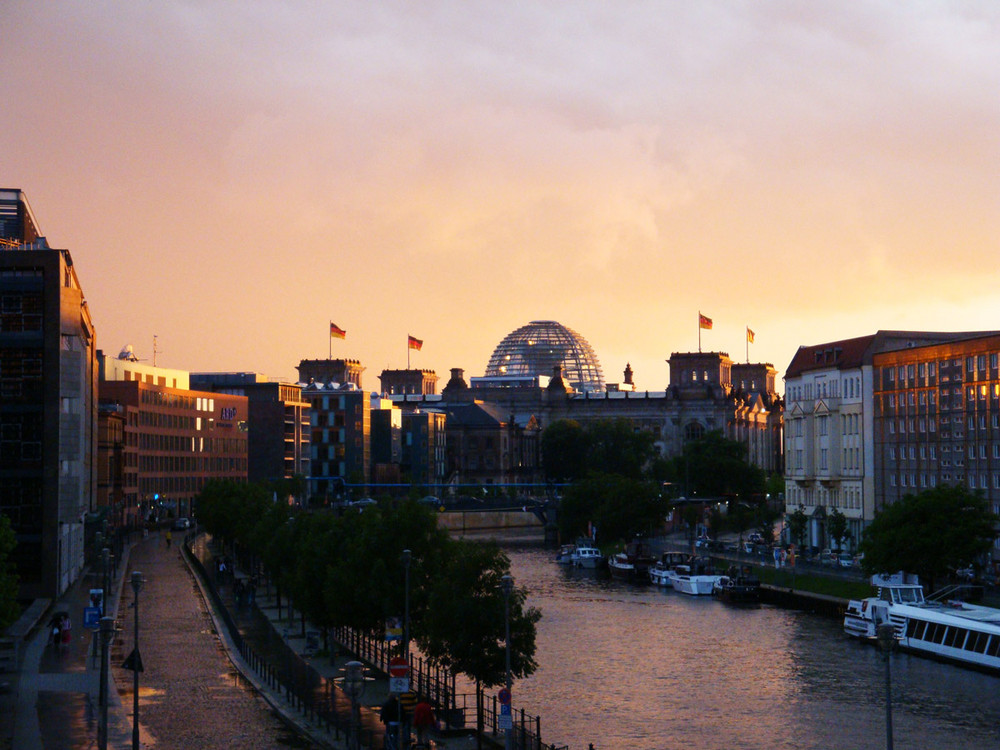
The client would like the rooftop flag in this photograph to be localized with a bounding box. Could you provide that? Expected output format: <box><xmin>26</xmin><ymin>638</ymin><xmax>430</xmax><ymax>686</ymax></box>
<box><xmin>408</xmin><ymin>335</ymin><xmax>423</xmax><ymax>351</ymax></box>
<box><xmin>698</xmin><ymin>313</ymin><xmax>713</xmax><ymax>330</ymax></box>
<box><xmin>330</xmin><ymin>322</ymin><xmax>346</xmax><ymax>340</ymax></box>
<box><xmin>747</xmin><ymin>327</ymin><xmax>755</xmax><ymax>344</ymax></box>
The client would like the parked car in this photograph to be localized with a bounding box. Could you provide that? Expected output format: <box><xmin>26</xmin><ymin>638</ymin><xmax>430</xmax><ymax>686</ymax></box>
<box><xmin>173</xmin><ymin>517</ymin><xmax>191</xmax><ymax>530</ymax></box>
<box><xmin>838</xmin><ymin>552</ymin><xmax>854</xmax><ymax>569</ymax></box>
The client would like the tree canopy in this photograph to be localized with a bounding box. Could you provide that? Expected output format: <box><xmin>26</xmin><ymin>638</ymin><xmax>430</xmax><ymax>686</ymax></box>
<box><xmin>541</xmin><ymin>418</ymin><xmax>656</xmax><ymax>482</ymax></box>
<box><xmin>859</xmin><ymin>485</ymin><xmax>997</xmax><ymax>590</ymax></box>
<box><xmin>661</xmin><ymin>430</ymin><xmax>766</xmax><ymax>500</ymax></box>
<box><xmin>558</xmin><ymin>473</ymin><xmax>668</xmax><ymax>544</ymax></box>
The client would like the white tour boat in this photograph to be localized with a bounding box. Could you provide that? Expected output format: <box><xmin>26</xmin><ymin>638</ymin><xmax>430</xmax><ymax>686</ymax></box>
<box><xmin>649</xmin><ymin>552</ymin><xmax>688</xmax><ymax>587</ymax></box>
<box><xmin>844</xmin><ymin>573</ymin><xmax>1000</xmax><ymax>672</ymax></box>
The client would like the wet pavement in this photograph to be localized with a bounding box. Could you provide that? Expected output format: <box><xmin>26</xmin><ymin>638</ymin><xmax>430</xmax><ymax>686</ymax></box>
<box><xmin>112</xmin><ymin>534</ymin><xmax>317</xmax><ymax>748</ymax></box>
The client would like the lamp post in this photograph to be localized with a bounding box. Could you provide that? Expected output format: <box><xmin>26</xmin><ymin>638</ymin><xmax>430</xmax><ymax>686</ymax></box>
<box><xmin>396</xmin><ymin>549</ymin><xmax>412</xmax><ymax>750</ymax></box>
<box><xmin>131</xmin><ymin>571</ymin><xmax>144</xmax><ymax>750</ymax></box>
<box><xmin>344</xmin><ymin>660</ymin><xmax>364</xmax><ymax>750</ymax></box>
<box><xmin>501</xmin><ymin>574</ymin><xmax>513</xmax><ymax>750</ymax></box>
<box><xmin>101</xmin><ymin>548</ymin><xmax>111</xmax><ymax>611</ymax></box>
<box><xmin>877</xmin><ymin>623</ymin><xmax>896</xmax><ymax>750</ymax></box>
<box><xmin>98</xmin><ymin>616</ymin><xmax>115</xmax><ymax>750</ymax></box>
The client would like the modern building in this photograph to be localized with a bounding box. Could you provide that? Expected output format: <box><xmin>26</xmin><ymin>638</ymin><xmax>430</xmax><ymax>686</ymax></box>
<box><xmin>301</xmin><ymin>381</ymin><xmax>371</xmax><ymax>498</ymax></box>
<box><xmin>402</xmin><ymin>410</ymin><xmax>448</xmax><ymax>487</ymax></box>
<box><xmin>370</xmin><ymin>396</ymin><xmax>403</xmax><ymax>486</ymax></box>
<box><xmin>0</xmin><ymin>189</ymin><xmax>98</xmax><ymax>598</ymax></box>
<box><xmin>783</xmin><ymin>330</ymin><xmax>999</xmax><ymax>550</ymax></box>
<box><xmin>873</xmin><ymin>334</ymin><xmax>1000</xmax><ymax>561</ymax></box>
<box><xmin>99</xmin><ymin>351</ymin><xmax>249</xmax><ymax>520</ymax></box>
<box><xmin>190</xmin><ymin>372</ymin><xmax>310</xmax><ymax>487</ymax></box>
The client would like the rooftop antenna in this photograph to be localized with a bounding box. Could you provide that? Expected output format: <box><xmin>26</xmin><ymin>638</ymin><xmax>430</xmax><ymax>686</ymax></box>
<box><xmin>153</xmin><ymin>334</ymin><xmax>158</xmax><ymax>367</ymax></box>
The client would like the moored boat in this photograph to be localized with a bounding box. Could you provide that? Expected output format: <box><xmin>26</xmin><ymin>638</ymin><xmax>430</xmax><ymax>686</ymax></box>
<box><xmin>844</xmin><ymin>573</ymin><xmax>1000</xmax><ymax>673</ymax></box>
<box><xmin>649</xmin><ymin>552</ymin><xmax>688</xmax><ymax>587</ymax></box>
<box><xmin>571</xmin><ymin>543</ymin><xmax>604</xmax><ymax>569</ymax></box>
<box><xmin>712</xmin><ymin>565</ymin><xmax>761</xmax><ymax>604</ymax></box>
<box><xmin>554</xmin><ymin>544</ymin><xmax>575</xmax><ymax>565</ymax></box>
<box><xmin>608</xmin><ymin>539</ymin><xmax>656</xmax><ymax>583</ymax></box>
<box><xmin>671</xmin><ymin>557</ymin><xmax>723</xmax><ymax>596</ymax></box>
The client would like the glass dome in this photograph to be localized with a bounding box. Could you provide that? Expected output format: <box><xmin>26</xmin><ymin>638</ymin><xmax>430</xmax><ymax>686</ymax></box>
<box><xmin>485</xmin><ymin>320</ymin><xmax>605</xmax><ymax>393</ymax></box>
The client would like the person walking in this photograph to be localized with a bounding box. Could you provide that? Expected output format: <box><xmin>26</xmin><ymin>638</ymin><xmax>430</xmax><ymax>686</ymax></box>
<box><xmin>380</xmin><ymin>695</ymin><xmax>401</xmax><ymax>750</ymax></box>
<box><xmin>165</xmin><ymin>529</ymin><xmax>172</xmax><ymax>549</ymax></box>
<box><xmin>412</xmin><ymin>700</ymin><xmax>435</xmax><ymax>747</ymax></box>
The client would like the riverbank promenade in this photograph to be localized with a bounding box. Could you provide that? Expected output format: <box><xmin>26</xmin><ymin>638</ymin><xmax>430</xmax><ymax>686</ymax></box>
<box><xmin>2</xmin><ymin>529</ymin><xmax>481</xmax><ymax>749</ymax></box>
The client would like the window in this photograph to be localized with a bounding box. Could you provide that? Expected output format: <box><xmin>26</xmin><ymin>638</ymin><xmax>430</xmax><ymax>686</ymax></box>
<box><xmin>929</xmin><ymin>362</ymin><xmax>936</xmax><ymax>377</ymax></box>
<box><xmin>968</xmin><ymin>357</ymin><xmax>975</xmax><ymax>373</ymax></box>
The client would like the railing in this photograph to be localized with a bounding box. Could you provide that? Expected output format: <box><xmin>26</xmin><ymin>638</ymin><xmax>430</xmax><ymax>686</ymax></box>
<box><xmin>185</xmin><ymin>539</ymin><xmax>380</xmax><ymax>748</ymax></box>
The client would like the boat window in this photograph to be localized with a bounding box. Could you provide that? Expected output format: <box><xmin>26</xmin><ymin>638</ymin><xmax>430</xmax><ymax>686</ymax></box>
<box><xmin>945</xmin><ymin>627</ymin><xmax>967</xmax><ymax>649</ymax></box>
<box><xmin>894</xmin><ymin>587</ymin><xmax>923</xmax><ymax>604</ymax></box>
<box><xmin>908</xmin><ymin>620</ymin><xmax>927</xmax><ymax>640</ymax></box>
<box><xmin>966</xmin><ymin>631</ymin><xmax>988</xmax><ymax>653</ymax></box>
<box><xmin>975</xmin><ymin>633</ymin><xmax>992</xmax><ymax>654</ymax></box>
<box><xmin>927</xmin><ymin>623</ymin><xmax>945</xmax><ymax>644</ymax></box>
<box><xmin>988</xmin><ymin>636</ymin><xmax>1000</xmax><ymax>658</ymax></box>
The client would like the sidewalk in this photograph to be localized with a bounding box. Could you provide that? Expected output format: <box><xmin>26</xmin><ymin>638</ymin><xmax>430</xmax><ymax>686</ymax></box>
<box><xmin>7</xmin><ymin>532</ymin><xmax>137</xmax><ymax>750</ymax></box>
<box><xmin>188</xmin><ymin>534</ymin><xmax>485</xmax><ymax>750</ymax></box>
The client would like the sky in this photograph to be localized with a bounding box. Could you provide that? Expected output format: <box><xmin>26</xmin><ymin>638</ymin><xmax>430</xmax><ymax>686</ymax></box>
<box><xmin>3</xmin><ymin>1</ymin><xmax>998</xmax><ymax>390</ymax></box>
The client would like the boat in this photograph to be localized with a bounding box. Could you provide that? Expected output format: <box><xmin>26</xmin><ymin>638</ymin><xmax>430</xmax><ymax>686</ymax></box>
<box><xmin>554</xmin><ymin>544</ymin><xmax>576</xmax><ymax>565</ymax></box>
<box><xmin>608</xmin><ymin>539</ymin><xmax>656</xmax><ymax>582</ymax></box>
<box><xmin>712</xmin><ymin>565</ymin><xmax>761</xmax><ymax>604</ymax></box>
<box><xmin>570</xmin><ymin>543</ymin><xmax>604</xmax><ymax>569</ymax></box>
<box><xmin>649</xmin><ymin>552</ymin><xmax>688</xmax><ymax>587</ymax></box>
<box><xmin>843</xmin><ymin>573</ymin><xmax>1000</xmax><ymax>672</ymax></box>
<box><xmin>670</xmin><ymin>557</ymin><xmax>723</xmax><ymax>596</ymax></box>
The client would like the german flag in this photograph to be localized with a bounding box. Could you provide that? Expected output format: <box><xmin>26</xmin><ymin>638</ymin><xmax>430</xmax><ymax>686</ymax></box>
<box><xmin>698</xmin><ymin>313</ymin><xmax>713</xmax><ymax>330</ymax></box>
<box><xmin>330</xmin><ymin>322</ymin><xmax>346</xmax><ymax>340</ymax></box>
<box><xmin>407</xmin><ymin>335</ymin><xmax>423</xmax><ymax>351</ymax></box>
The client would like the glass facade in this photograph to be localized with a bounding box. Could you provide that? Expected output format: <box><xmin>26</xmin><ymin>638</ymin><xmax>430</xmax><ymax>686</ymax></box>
<box><xmin>485</xmin><ymin>320</ymin><xmax>604</xmax><ymax>393</ymax></box>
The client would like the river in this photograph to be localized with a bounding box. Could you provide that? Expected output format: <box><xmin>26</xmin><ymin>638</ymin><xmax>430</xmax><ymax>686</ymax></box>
<box><xmin>504</xmin><ymin>546</ymin><xmax>1000</xmax><ymax>750</ymax></box>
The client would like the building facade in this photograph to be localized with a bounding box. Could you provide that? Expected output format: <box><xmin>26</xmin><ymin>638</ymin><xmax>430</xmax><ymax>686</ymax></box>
<box><xmin>379</xmin><ymin>369</ymin><xmax>439</xmax><ymax>396</ymax></box>
<box><xmin>301</xmin><ymin>382</ymin><xmax>371</xmax><ymax>498</ymax></box>
<box><xmin>0</xmin><ymin>189</ymin><xmax>98</xmax><ymax>598</ymax></box>
<box><xmin>783</xmin><ymin>330</ymin><xmax>999</xmax><ymax>551</ymax></box>
<box><xmin>190</xmin><ymin>372</ymin><xmax>310</xmax><ymax>487</ymax></box>
<box><xmin>873</xmin><ymin>335</ymin><xmax>1000</xmax><ymax>561</ymax></box>
<box><xmin>99</xmin><ymin>353</ymin><xmax>249</xmax><ymax>520</ymax></box>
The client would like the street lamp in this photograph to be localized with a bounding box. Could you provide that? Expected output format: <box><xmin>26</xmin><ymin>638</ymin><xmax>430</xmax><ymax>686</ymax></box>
<box><xmin>501</xmin><ymin>574</ymin><xmax>513</xmax><ymax>750</ymax></box>
<box><xmin>343</xmin><ymin>661</ymin><xmax>365</xmax><ymax>750</ymax></box>
<box><xmin>98</xmin><ymin>616</ymin><xmax>115</xmax><ymax>750</ymax></box>
<box><xmin>131</xmin><ymin>571</ymin><xmax>144</xmax><ymax>750</ymax></box>
<box><xmin>877</xmin><ymin>623</ymin><xmax>896</xmax><ymax>750</ymax></box>
<box><xmin>401</xmin><ymin>548</ymin><xmax>412</xmax><ymax>750</ymax></box>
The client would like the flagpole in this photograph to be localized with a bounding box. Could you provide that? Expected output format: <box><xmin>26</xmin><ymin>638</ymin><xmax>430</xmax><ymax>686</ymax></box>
<box><xmin>329</xmin><ymin>321</ymin><xmax>332</xmax><ymax>359</ymax></box>
<box><xmin>746</xmin><ymin>327</ymin><xmax>749</xmax><ymax>364</ymax></box>
<box><xmin>407</xmin><ymin>340</ymin><xmax>410</xmax><ymax>370</ymax></box>
<box><xmin>698</xmin><ymin>312</ymin><xmax>702</xmax><ymax>353</ymax></box>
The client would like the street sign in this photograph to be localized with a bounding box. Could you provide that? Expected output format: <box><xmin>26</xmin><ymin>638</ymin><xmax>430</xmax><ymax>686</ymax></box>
<box><xmin>83</xmin><ymin>607</ymin><xmax>101</xmax><ymax>629</ymax></box>
<box><xmin>500</xmin><ymin>703</ymin><xmax>511</xmax><ymax>716</ymax></box>
<box><xmin>498</xmin><ymin>687</ymin><xmax>511</xmax><ymax>705</ymax></box>
<box><xmin>389</xmin><ymin>676</ymin><xmax>409</xmax><ymax>693</ymax></box>
<box><xmin>122</xmin><ymin>648</ymin><xmax>144</xmax><ymax>673</ymax></box>
<box><xmin>388</xmin><ymin>656</ymin><xmax>409</xmax><ymax>678</ymax></box>
<box><xmin>498</xmin><ymin>713</ymin><xmax>513</xmax><ymax>731</ymax></box>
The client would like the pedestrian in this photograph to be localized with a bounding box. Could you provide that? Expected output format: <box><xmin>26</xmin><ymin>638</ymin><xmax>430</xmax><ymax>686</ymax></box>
<box><xmin>380</xmin><ymin>695</ymin><xmax>401</xmax><ymax>750</ymax></box>
<box><xmin>50</xmin><ymin>618</ymin><xmax>62</xmax><ymax>651</ymax></box>
<box><xmin>60</xmin><ymin>613</ymin><xmax>72</xmax><ymax>649</ymax></box>
<box><xmin>413</xmin><ymin>700</ymin><xmax>435</xmax><ymax>746</ymax></box>
<box><xmin>165</xmin><ymin>529</ymin><xmax>172</xmax><ymax>548</ymax></box>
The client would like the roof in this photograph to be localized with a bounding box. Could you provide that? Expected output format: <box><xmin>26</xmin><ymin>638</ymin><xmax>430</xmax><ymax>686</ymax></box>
<box><xmin>784</xmin><ymin>335</ymin><xmax>876</xmax><ymax>379</ymax></box>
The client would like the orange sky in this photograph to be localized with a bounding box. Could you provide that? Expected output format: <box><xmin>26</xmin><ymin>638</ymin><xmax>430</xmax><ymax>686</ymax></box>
<box><xmin>3</xmin><ymin>3</ymin><xmax>998</xmax><ymax>390</ymax></box>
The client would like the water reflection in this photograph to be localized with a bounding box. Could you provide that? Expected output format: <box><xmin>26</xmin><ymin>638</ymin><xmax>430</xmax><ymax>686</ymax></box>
<box><xmin>508</xmin><ymin>547</ymin><xmax>1000</xmax><ymax>750</ymax></box>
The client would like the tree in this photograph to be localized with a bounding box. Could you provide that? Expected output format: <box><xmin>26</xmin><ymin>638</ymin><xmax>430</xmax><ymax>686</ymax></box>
<box><xmin>664</xmin><ymin>431</ymin><xmax>765</xmax><ymax>500</ymax></box>
<box><xmin>583</xmin><ymin>419</ymin><xmax>655</xmax><ymax>479</ymax></box>
<box><xmin>786</xmin><ymin>506</ymin><xmax>808</xmax><ymax>550</ymax></box>
<box><xmin>541</xmin><ymin>419</ymin><xmax>588</xmax><ymax>482</ymax></box>
<box><xmin>827</xmin><ymin>508</ymin><xmax>851</xmax><ymax>551</ymax></box>
<box><xmin>558</xmin><ymin>473</ymin><xmax>667</xmax><ymax>544</ymax></box>
<box><xmin>0</xmin><ymin>514</ymin><xmax>19</xmax><ymax>630</ymax></box>
<box><xmin>419</xmin><ymin>540</ymin><xmax>540</xmax><ymax>749</ymax></box>
<box><xmin>859</xmin><ymin>485</ymin><xmax>997</xmax><ymax>591</ymax></box>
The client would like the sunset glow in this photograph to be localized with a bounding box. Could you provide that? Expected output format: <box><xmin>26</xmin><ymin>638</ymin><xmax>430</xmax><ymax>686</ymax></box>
<box><xmin>3</xmin><ymin>2</ymin><xmax>998</xmax><ymax>388</ymax></box>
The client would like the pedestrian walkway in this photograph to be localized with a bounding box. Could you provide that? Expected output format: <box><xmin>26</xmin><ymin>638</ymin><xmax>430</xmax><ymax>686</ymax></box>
<box><xmin>8</xmin><ymin>533</ymin><xmax>136</xmax><ymax>750</ymax></box>
<box><xmin>112</xmin><ymin>532</ymin><xmax>317</xmax><ymax>748</ymax></box>
<box><xmin>187</xmin><ymin>535</ymin><xmax>484</xmax><ymax>750</ymax></box>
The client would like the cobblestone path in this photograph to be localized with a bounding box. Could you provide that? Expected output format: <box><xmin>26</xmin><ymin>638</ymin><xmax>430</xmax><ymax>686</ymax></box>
<box><xmin>111</xmin><ymin>534</ymin><xmax>316</xmax><ymax>749</ymax></box>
